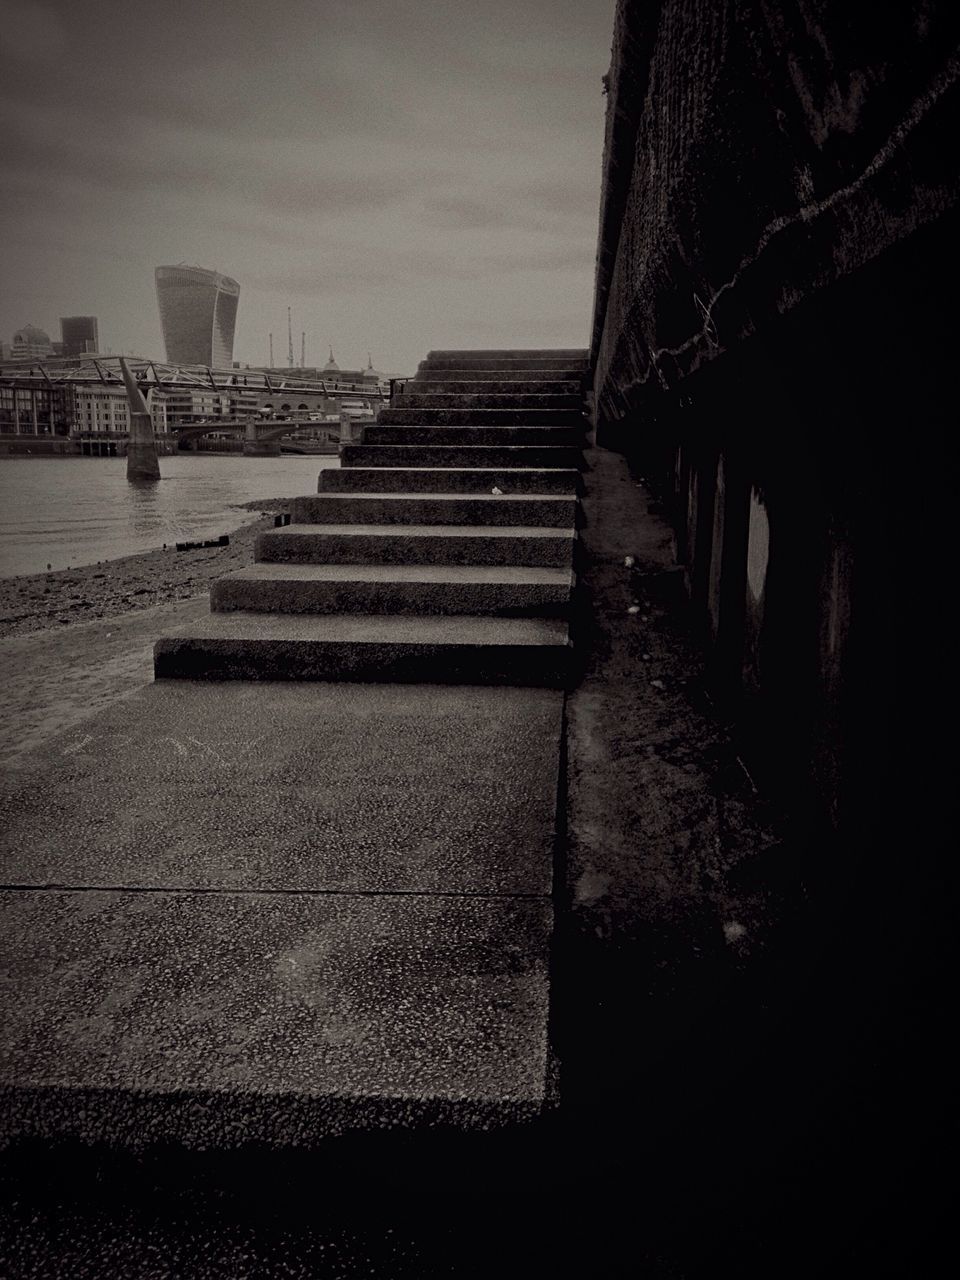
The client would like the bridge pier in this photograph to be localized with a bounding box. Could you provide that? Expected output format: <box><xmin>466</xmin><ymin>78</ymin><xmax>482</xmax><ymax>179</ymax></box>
<box><xmin>120</xmin><ymin>358</ymin><xmax>160</xmax><ymax>482</ymax></box>
<box><xmin>244</xmin><ymin>423</ymin><xmax>281</xmax><ymax>456</ymax></box>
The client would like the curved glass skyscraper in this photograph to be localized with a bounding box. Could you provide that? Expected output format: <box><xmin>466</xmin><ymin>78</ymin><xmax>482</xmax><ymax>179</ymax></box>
<box><xmin>155</xmin><ymin>265</ymin><xmax>240</xmax><ymax>367</ymax></box>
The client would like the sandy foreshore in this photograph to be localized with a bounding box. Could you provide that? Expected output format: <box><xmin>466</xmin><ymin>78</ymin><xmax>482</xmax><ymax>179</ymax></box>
<box><xmin>0</xmin><ymin>497</ymin><xmax>291</xmax><ymax>640</ymax></box>
<box><xmin>0</xmin><ymin>496</ymin><xmax>297</xmax><ymax>765</ymax></box>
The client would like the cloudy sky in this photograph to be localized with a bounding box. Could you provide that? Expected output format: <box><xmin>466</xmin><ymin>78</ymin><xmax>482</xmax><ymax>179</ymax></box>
<box><xmin>1</xmin><ymin>0</ymin><xmax>614</xmax><ymax>375</ymax></box>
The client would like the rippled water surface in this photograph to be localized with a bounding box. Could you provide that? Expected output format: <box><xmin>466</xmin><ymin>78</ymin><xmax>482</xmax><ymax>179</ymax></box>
<box><xmin>0</xmin><ymin>455</ymin><xmax>338</xmax><ymax>577</ymax></box>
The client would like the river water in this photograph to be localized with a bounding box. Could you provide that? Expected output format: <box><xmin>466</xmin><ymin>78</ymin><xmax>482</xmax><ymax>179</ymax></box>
<box><xmin>0</xmin><ymin>455</ymin><xmax>338</xmax><ymax>578</ymax></box>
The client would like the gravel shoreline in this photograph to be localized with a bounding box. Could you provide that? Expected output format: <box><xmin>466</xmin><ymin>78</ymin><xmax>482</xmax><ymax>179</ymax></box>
<box><xmin>0</xmin><ymin>497</ymin><xmax>293</xmax><ymax>639</ymax></box>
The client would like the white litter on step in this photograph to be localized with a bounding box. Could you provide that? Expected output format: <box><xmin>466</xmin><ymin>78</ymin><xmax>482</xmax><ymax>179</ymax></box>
<box><xmin>627</xmin><ymin>605</ymin><xmax>640</xmax><ymax>614</ymax></box>
<box><xmin>490</xmin><ymin>486</ymin><xmax>503</xmax><ymax>495</ymax></box>
<box><xmin>624</xmin><ymin>555</ymin><xmax>635</xmax><ymax>567</ymax></box>
<box><xmin>651</xmin><ymin>678</ymin><xmax>666</xmax><ymax>689</ymax></box>
<box><xmin>723</xmin><ymin>921</ymin><xmax>747</xmax><ymax>943</ymax></box>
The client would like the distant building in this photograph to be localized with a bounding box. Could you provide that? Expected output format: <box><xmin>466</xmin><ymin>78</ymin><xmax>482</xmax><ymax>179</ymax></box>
<box><xmin>60</xmin><ymin>316</ymin><xmax>100</xmax><ymax>357</ymax></box>
<box><xmin>69</xmin><ymin>383</ymin><xmax>169</xmax><ymax>438</ymax></box>
<box><xmin>8</xmin><ymin>325</ymin><xmax>53</xmax><ymax>361</ymax></box>
<box><xmin>155</xmin><ymin>265</ymin><xmax>240</xmax><ymax>367</ymax></box>
<box><xmin>0</xmin><ymin>376</ymin><xmax>168</xmax><ymax>440</ymax></box>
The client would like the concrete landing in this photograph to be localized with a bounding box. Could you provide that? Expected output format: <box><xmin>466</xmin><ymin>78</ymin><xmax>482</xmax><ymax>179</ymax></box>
<box><xmin>0</xmin><ymin>891</ymin><xmax>551</xmax><ymax>1148</ymax></box>
<box><xmin>0</xmin><ymin>678</ymin><xmax>561</xmax><ymax>1149</ymax></box>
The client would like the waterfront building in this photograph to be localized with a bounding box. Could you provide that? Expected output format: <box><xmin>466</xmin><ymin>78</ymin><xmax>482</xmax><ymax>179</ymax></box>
<box><xmin>0</xmin><ymin>379</ymin><xmax>168</xmax><ymax>444</ymax></box>
<box><xmin>59</xmin><ymin>316</ymin><xmax>100</xmax><ymax>357</ymax></box>
<box><xmin>0</xmin><ymin>382</ymin><xmax>69</xmax><ymax>436</ymax></box>
<box><xmin>69</xmin><ymin>384</ymin><xmax>169</xmax><ymax>438</ymax></box>
<box><xmin>161</xmin><ymin>388</ymin><xmax>235</xmax><ymax>426</ymax></box>
<box><xmin>155</xmin><ymin>265</ymin><xmax>240</xmax><ymax>367</ymax></box>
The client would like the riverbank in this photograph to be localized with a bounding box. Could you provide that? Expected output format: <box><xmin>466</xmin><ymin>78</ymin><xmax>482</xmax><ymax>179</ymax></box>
<box><xmin>0</xmin><ymin>498</ymin><xmax>290</xmax><ymax>640</ymax></box>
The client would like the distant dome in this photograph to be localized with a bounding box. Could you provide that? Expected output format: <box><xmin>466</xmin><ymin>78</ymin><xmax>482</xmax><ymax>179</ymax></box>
<box><xmin>13</xmin><ymin>324</ymin><xmax>51</xmax><ymax>345</ymax></box>
<box><xmin>322</xmin><ymin>345</ymin><xmax>339</xmax><ymax>373</ymax></box>
<box><xmin>363</xmin><ymin>353</ymin><xmax>382</xmax><ymax>380</ymax></box>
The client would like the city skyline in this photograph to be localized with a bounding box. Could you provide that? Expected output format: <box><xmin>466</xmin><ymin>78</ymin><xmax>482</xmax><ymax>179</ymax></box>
<box><xmin>0</xmin><ymin>0</ymin><xmax>614</xmax><ymax>378</ymax></box>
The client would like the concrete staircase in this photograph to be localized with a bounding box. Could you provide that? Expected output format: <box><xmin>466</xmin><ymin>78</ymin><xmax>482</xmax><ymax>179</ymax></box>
<box><xmin>154</xmin><ymin>349</ymin><xmax>589</xmax><ymax>685</ymax></box>
<box><xmin>0</xmin><ymin>352</ymin><xmax>591</xmax><ymax>1203</ymax></box>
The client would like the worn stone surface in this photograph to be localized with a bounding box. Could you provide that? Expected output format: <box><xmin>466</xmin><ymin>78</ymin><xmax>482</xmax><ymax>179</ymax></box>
<box><xmin>399</xmin><ymin>383</ymin><xmax>582</xmax><ymax>397</ymax></box>
<box><xmin>376</xmin><ymin>409</ymin><xmax>586</xmax><ymax>430</ymax></box>
<box><xmin>153</xmin><ymin>624</ymin><xmax>572</xmax><ymax>685</ymax></box>
<box><xmin>209</xmin><ymin>562</ymin><xmax>573</xmax><ymax>616</ymax></box>
<box><xmin>319</xmin><ymin>466</ymin><xmax>582</xmax><ymax>494</ymax></box>
<box><xmin>411</xmin><ymin>366</ymin><xmax>586</xmax><ymax>381</ymax></box>
<box><xmin>340</xmin><ymin>443</ymin><xmax>584</xmax><ymax>469</ymax></box>
<box><xmin>257</xmin><ymin>523</ymin><xmax>575</xmax><ymax>566</ymax></box>
<box><xmin>0</xmin><ymin>680</ymin><xmax>561</xmax><ymax>893</ymax></box>
<box><xmin>0</xmin><ymin>890</ymin><xmax>552</xmax><ymax>1146</ymax></box>
<box><xmin>592</xmin><ymin>0</ymin><xmax>960</xmax><ymax>417</ymax></box>
<box><xmin>424</xmin><ymin>348</ymin><xmax>588</xmax><ymax>359</ymax></box>
<box><xmin>291</xmin><ymin>491</ymin><xmax>578</xmax><ymax>528</ymax></box>
<box><xmin>418</xmin><ymin>358</ymin><xmax>587</xmax><ymax>373</ymax></box>
<box><xmin>365</xmin><ymin>422</ymin><xmax>583</xmax><ymax>443</ymax></box>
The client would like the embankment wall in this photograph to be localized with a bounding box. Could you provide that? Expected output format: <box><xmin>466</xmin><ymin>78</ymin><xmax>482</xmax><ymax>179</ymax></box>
<box><xmin>591</xmin><ymin>0</ymin><xmax>958</xmax><ymax>837</ymax></box>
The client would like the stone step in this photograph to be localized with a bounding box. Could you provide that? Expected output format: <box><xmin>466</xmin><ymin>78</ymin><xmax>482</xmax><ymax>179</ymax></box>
<box><xmin>401</xmin><ymin>380</ymin><xmax>582</xmax><ymax>395</ymax></box>
<box><xmin>340</xmin><ymin>444</ymin><xmax>585</xmax><ymax>470</ymax></box>
<box><xmin>425</xmin><ymin>348</ymin><xmax>588</xmax><ymax>359</ymax></box>
<box><xmin>418</xmin><ymin>359</ymin><xmax>588</xmax><ymax>374</ymax></box>
<box><xmin>377</xmin><ymin>407</ymin><xmax>585</xmax><ymax>426</ymax></box>
<box><xmin>154</xmin><ymin>612</ymin><xmax>573</xmax><ymax>686</ymax></box>
<box><xmin>392</xmin><ymin>393</ymin><xmax>583</xmax><ymax>410</ymax></box>
<box><xmin>210</xmin><ymin>564</ymin><xmax>574</xmax><ymax>618</ymax></box>
<box><xmin>256</xmin><ymin>523</ymin><xmax>576</xmax><ymax>567</ymax></box>
<box><xmin>409</xmin><ymin>367</ymin><xmax>587</xmax><ymax>382</ymax></box>
<box><xmin>364</xmin><ymin>424</ymin><xmax>583</xmax><ymax>446</ymax></box>
<box><xmin>291</xmin><ymin>491</ymin><xmax>578</xmax><ymax>528</ymax></box>
<box><xmin>319</xmin><ymin>466</ymin><xmax>582</xmax><ymax>494</ymax></box>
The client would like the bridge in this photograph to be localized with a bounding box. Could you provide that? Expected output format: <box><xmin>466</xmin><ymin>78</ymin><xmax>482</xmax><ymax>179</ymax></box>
<box><xmin>0</xmin><ymin>355</ymin><xmax>389</xmax><ymax>400</ymax></box>
<box><xmin>171</xmin><ymin>417</ymin><xmax>348</xmax><ymax>456</ymax></box>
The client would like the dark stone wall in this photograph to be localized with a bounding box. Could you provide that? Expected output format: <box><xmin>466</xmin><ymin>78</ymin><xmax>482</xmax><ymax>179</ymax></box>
<box><xmin>592</xmin><ymin>0</ymin><xmax>959</xmax><ymax>837</ymax></box>
<box><xmin>593</xmin><ymin>0</ymin><xmax>960</xmax><ymax>419</ymax></box>
<box><xmin>587</xmin><ymin>13</ymin><xmax>956</xmax><ymax>1262</ymax></box>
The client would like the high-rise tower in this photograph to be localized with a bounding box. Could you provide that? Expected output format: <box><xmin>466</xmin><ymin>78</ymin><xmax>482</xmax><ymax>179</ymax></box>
<box><xmin>154</xmin><ymin>265</ymin><xmax>240</xmax><ymax>367</ymax></box>
<box><xmin>60</xmin><ymin>316</ymin><xmax>100</xmax><ymax>357</ymax></box>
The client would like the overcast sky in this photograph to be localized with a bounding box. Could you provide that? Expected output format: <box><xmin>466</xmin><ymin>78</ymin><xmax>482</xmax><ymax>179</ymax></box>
<box><xmin>0</xmin><ymin>0</ymin><xmax>614</xmax><ymax>375</ymax></box>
